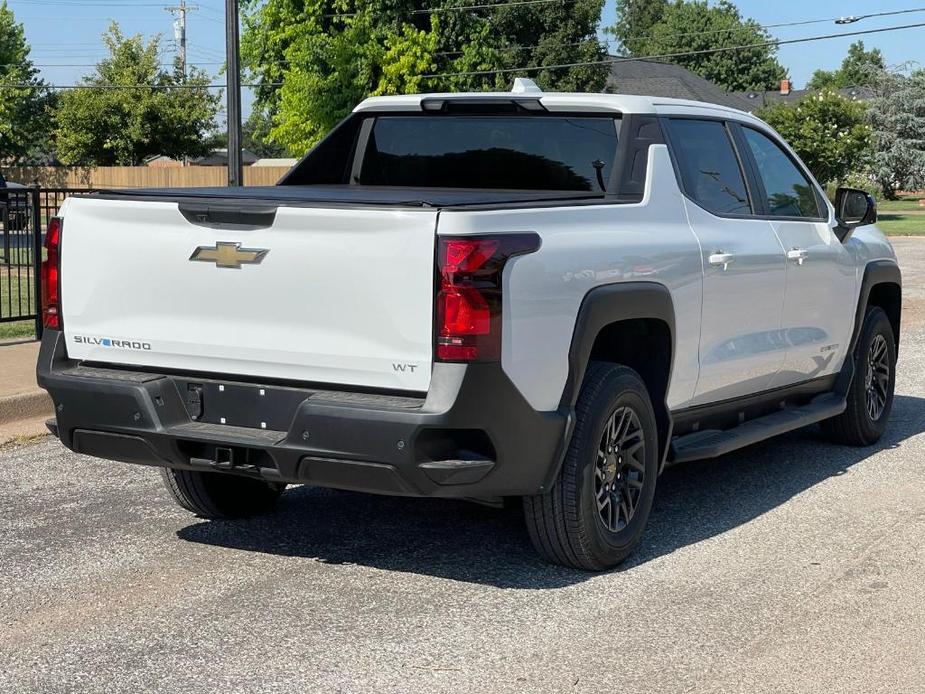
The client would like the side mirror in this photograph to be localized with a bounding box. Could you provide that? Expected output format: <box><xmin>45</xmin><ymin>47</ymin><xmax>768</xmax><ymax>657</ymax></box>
<box><xmin>834</xmin><ymin>187</ymin><xmax>877</xmax><ymax>242</ymax></box>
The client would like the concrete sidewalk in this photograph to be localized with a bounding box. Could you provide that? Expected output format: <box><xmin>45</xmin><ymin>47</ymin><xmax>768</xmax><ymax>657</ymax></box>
<box><xmin>0</xmin><ymin>340</ymin><xmax>51</xmax><ymax>444</ymax></box>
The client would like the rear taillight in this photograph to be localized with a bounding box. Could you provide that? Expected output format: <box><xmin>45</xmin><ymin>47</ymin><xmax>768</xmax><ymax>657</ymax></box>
<box><xmin>42</xmin><ymin>217</ymin><xmax>62</xmax><ymax>330</ymax></box>
<box><xmin>436</xmin><ymin>234</ymin><xmax>540</xmax><ymax>362</ymax></box>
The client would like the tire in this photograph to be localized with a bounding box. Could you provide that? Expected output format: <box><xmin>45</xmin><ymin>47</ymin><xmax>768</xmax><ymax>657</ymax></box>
<box><xmin>821</xmin><ymin>306</ymin><xmax>896</xmax><ymax>446</ymax></box>
<box><xmin>160</xmin><ymin>468</ymin><xmax>285</xmax><ymax>519</ymax></box>
<box><xmin>523</xmin><ymin>362</ymin><xmax>660</xmax><ymax>571</ymax></box>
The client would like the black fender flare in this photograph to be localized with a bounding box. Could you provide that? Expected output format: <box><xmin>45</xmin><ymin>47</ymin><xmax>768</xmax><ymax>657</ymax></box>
<box><xmin>556</xmin><ymin>282</ymin><xmax>677</xmax><ymax>472</ymax></box>
<box><xmin>851</xmin><ymin>260</ymin><xmax>902</xmax><ymax>352</ymax></box>
<box><xmin>835</xmin><ymin>259</ymin><xmax>902</xmax><ymax>395</ymax></box>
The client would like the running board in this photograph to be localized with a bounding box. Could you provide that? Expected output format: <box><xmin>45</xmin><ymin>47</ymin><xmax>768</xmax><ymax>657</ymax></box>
<box><xmin>669</xmin><ymin>393</ymin><xmax>846</xmax><ymax>464</ymax></box>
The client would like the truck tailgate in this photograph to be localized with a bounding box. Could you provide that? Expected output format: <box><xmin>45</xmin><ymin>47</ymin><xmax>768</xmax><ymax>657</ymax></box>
<box><xmin>60</xmin><ymin>197</ymin><xmax>437</xmax><ymax>392</ymax></box>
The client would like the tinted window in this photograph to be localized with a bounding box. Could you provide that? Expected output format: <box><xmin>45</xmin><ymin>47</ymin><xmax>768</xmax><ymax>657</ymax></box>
<box><xmin>359</xmin><ymin>116</ymin><xmax>619</xmax><ymax>191</ymax></box>
<box><xmin>742</xmin><ymin>128</ymin><xmax>822</xmax><ymax>218</ymax></box>
<box><xmin>667</xmin><ymin>119</ymin><xmax>750</xmax><ymax>215</ymax></box>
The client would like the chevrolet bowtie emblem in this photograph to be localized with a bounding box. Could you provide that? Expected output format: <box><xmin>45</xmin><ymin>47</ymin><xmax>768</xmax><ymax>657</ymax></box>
<box><xmin>189</xmin><ymin>242</ymin><xmax>269</xmax><ymax>269</ymax></box>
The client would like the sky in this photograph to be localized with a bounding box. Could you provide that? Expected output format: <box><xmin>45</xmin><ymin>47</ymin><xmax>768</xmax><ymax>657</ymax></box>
<box><xmin>10</xmin><ymin>0</ymin><xmax>925</xmax><ymax>122</ymax></box>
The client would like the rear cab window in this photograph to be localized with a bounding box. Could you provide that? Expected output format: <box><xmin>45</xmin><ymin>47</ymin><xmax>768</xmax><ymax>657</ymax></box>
<box><xmin>664</xmin><ymin>118</ymin><xmax>752</xmax><ymax>216</ymax></box>
<box><xmin>355</xmin><ymin>115</ymin><xmax>620</xmax><ymax>191</ymax></box>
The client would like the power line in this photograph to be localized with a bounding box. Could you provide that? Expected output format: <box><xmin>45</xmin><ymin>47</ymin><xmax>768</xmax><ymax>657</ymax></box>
<box><xmin>9</xmin><ymin>1</ymin><xmax>166</xmax><ymax>5</ymax></box>
<box><xmin>608</xmin><ymin>6</ymin><xmax>925</xmax><ymax>46</ymax></box>
<box><xmin>420</xmin><ymin>19</ymin><xmax>925</xmax><ymax>80</ymax></box>
<box><xmin>8</xmin><ymin>11</ymin><xmax>925</xmax><ymax>89</ymax></box>
<box><xmin>16</xmin><ymin>15</ymin><xmax>163</xmax><ymax>20</ymax></box>
<box><xmin>234</xmin><ymin>6</ymin><xmax>925</xmax><ymax>62</ymax></box>
<box><xmin>187</xmin><ymin>42</ymin><xmax>226</xmax><ymax>58</ymax></box>
<box><xmin>836</xmin><ymin>6</ymin><xmax>925</xmax><ymax>23</ymax></box>
<box><xmin>430</xmin><ymin>5</ymin><xmax>925</xmax><ymax>57</ymax></box>
<box><xmin>0</xmin><ymin>82</ymin><xmax>264</xmax><ymax>89</ymax></box>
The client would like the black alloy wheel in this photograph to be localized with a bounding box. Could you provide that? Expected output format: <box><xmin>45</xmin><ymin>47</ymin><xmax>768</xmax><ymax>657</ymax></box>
<box><xmin>865</xmin><ymin>333</ymin><xmax>890</xmax><ymax>422</ymax></box>
<box><xmin>595</xmin><ymin>406</ymin><xmax>646</xmax><ymax>533</ymax></box>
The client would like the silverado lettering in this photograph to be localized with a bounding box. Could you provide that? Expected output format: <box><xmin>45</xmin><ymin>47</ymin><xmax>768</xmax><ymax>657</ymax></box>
<box><xmin>73</xmin><ymin>336</ymin><xmax>151</xmax><ymax>350</ymax></box>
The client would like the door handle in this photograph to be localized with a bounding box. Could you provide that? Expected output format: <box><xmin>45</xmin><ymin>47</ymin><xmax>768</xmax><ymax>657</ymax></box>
<box><xmin>708</xmin><ymin>251</ymin><xmax>735</xmax><ymax>271</ymax></box>
<box><xmin>787</xmin><ymin>248</ymin><xmax>809</xmax><ymax>265</ymax></box>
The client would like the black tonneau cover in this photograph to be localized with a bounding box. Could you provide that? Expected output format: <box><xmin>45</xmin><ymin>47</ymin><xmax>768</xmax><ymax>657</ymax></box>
<box><xmin>95</xmin><ymin>185</ymin><xmax>604</xmax><ymax>209</ymax></box>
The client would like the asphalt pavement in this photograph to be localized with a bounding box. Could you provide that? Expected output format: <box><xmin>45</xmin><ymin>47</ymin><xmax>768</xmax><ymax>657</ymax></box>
<box><xmin>1</xmin><ymin>240</ymin><xmax>924</xmax><ymax>694</ymax></box>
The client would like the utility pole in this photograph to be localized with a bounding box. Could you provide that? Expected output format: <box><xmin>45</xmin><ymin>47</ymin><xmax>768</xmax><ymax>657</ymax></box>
<box><xmin>225</xmin><ymin>0</ymin><xmax>243</xmax><ymax>187</ymax></box>
<box><xmin>165</xmin><ymin>0</ymin><xmax>198</xmax><ymax>79</ymax></box>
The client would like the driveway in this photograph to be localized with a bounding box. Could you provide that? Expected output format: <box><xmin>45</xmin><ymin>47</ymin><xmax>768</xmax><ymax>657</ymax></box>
<box><xmin>2</xmin><ymin>240</ymin><xmax>924</xmax><ymax>694</ymax></box>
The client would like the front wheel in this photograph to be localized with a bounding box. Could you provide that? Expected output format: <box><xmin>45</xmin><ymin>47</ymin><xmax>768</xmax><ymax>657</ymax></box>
<box><xmin>821</xmin><ymin>305</ymin><xmax>896</xmax><ymax>446</ymax></box>
<box><xmin>523</xmin><ymin>363</ymin><xmax>659</xmax><ymax>571</ymax></box>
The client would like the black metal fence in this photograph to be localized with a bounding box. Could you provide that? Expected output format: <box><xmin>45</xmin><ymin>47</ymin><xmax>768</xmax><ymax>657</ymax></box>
<box><xmin>0</xmin><ymin>186</ymin><xmax>100</xmax><ymax>340</ymax></box>
<box><xmin>0</xmin><ymin>187</ymin><xmax>42</xmax><ymax>338</ymax></box>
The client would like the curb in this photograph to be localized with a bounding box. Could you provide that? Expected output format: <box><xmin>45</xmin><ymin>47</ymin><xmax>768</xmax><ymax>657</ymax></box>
<box><xmin>0</xmin><ymin>415</ymin><xmax>52</xmax><ymax>447</ymax></box>
<box><xmin>0</xmin><ymin>389</ymin><xmax>53</xmax><ymax>427</ymax></box>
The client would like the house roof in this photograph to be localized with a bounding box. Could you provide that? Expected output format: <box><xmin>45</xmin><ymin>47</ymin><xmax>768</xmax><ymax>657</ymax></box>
<box><xmin>193</xmin><ymin>148</ymin><xmax>259</xmax><ymax>166</ymax></box>
<box><xmin>605</xmin><ymin>59</ymin><xmax>755</xmax><ymax>111</ymax></box>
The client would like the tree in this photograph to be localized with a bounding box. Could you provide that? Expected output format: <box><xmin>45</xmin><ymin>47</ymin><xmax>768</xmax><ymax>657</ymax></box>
<box><xmin>807</xmin><ymin>41</ymin><xmax>885</xmax><ymax>90</ymax></box>
<box><xmin>207</xmin><ymin>108</ymin><xmax>289</xmax><ymax>159</ymax></box>
<box><xmin>609</xmin><ymin>0</ymin><xmax>787</xmax><ymax>92</ymax></box>
<box><xmin>610</xmin><ymin>0</ymin><xmax>668</xmax><ymax>56</ymax></box>
<box><xmin>241</xmin><ymin>0</ymin><xmax>608</xmax><ymax>155</ymax></box>
<box><xmin>53</xmin><ymin>24</ymin><xmax>221</xmax><ymax>166</ymax></box>
<box><xmin>243</xmin><ymin>109</ymin><xmax>287</xmax><ymax>159</ymax></box>
<box><xmin>756</xmin><ymin>90</ymin><xmax>873</xmax><ymax>185</ymax></box>
<box><xmin>866</xmin><ymin>68</ymin><xmax>925</xmax><ymax>198</ymax></box>
<box><xmin>0</xmin><ymin>1</ymin><xmax>53</xmax><ymax>162</ymax></box>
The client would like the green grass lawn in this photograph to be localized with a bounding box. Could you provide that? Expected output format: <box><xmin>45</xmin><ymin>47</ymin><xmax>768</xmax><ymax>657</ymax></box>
<box><xmin>875</xmin><ymin>195</ymin><xmax>925</xmax><ymax>236</ymax></box>
<box><xmin>0</xmin><ymin>320</ymin><xmax>36</xmax><ymax>341</ymax></box>
<box><xmin>0</xmin><ymin>265</ymin><xmax>39</xmax><ymax>341</ymax></box>
<box><xmin>876</xmin><ymin>213</ymin><xmax>925</xmax><ymax>236</ymax></box>
<box><xmin>877</xmin><ymin>196</ymin><xmax>925</xmax><ymax>213</ymax></box>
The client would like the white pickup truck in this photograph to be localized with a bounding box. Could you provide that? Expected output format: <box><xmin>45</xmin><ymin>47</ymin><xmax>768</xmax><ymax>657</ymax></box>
<box><xmin>38</xmin><ymin>81</ymin><xmax>901</xmax><ymax>570</ymax></box>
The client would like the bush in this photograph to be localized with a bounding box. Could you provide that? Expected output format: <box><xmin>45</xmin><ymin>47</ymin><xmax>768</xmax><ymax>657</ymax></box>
<box><xmin>756</xmin><ymin>90</ymin><xmax>873</xmax><ymax>186</ymax></box>
<box><xmin>825</xmin><ymin>173</ymin><xmax>882</xmax><ymax>203</ymax></box>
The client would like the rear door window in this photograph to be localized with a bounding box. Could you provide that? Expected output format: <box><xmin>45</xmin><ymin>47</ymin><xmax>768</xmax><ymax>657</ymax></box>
<box><xmin>357</xmin><ymin>116</ymin><xmax>619</xmax><ymax>191</ymax></box>
<box><xmin>666</xmin><ymin>119</ymin><xmax>752</xmax><ymax>216</ymax></box>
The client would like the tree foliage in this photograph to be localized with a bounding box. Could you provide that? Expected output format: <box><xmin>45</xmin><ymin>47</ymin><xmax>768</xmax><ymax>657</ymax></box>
<box><xmin>53</xmin><ymin>24</ymin><xmax>221</xmax><ymax>166</ymax></box>
<box><xmin>609</xmin><ymin>0</ymin><xmax>787</xmax><ymax>92</ymax></box>
<box><xmin>0</xmin><ymin>1</ymin><xmax>53</xmax><ymax>162</ymax></box>
<box><xmin>610</xmin><ymin>0</ymin><xmax>667</xmax><ymax>56</ymax></box>
<box><xmin>866</xmin><ymin>68</ymin><xmax>925</xmax><ymax>198</ymax></box>
<box><xmin>241</xmin><ymin>0</ymin><xmax>608</xmax><ymax>155</ymax></box>
<box><xmin>242</xmin><ymin>109</ymin><xmax>287</xmax><ymax>159</ymax></box>
<box><xmin>807</xmin><ymin>41</ymin><xmax>885</xmax><ymax>90</ymax></box>
<box><xmin>756</xmin><ymin>90</ymin><xmax>872</xmax><ymax>186</ymax></box>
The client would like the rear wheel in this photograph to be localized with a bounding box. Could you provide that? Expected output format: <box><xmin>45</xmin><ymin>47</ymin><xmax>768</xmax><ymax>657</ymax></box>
<box><xmin>821</xmin><ymin>306</ymin><xmax>896</xmax><ymax>446</ymax></box>
<box><xmin>160</xmin><ymin>468</ymin><xmax>285</xmax><ymax>519</ymax></box>
<box><xmin>523</xmin><ymin>363</ymin><xmax>659</xmax><ymax>571</ymax></box>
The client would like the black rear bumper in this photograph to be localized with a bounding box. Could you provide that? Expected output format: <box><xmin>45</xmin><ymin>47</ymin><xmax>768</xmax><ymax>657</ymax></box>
<box><xmin>37</xmin><ymin>330</ymin><xmax>571</xmax><ymax>498</ymax></box>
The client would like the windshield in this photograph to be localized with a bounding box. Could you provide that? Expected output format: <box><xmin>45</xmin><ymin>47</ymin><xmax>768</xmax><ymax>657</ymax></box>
<box><xmin>357</xmin><ymin>115</ymin><xmax>620</xmax><ymax>191</ymax></box>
